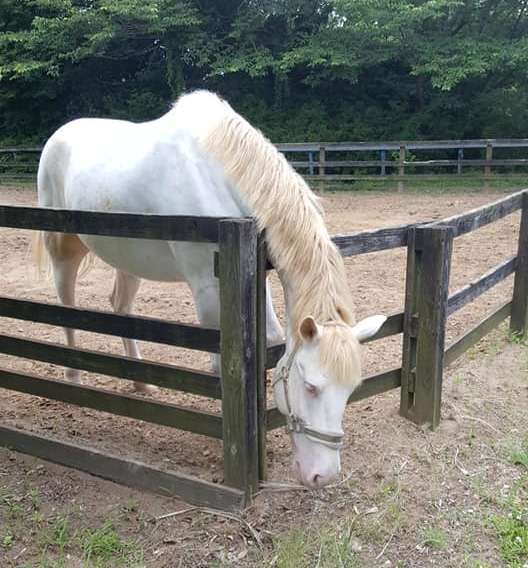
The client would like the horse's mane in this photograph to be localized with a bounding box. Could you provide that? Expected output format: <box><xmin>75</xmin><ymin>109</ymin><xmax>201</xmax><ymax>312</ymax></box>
<box><xmin>171</xmin><ymin>91</ymin><xmax>356</xmax><ymax>355</ymax></box>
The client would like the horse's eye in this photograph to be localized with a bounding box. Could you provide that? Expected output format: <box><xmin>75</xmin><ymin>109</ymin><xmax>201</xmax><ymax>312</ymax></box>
<box><xmin>304</xmin><ymin>382</ymin><xmax>319</xmax><ymax>396</ymax></box>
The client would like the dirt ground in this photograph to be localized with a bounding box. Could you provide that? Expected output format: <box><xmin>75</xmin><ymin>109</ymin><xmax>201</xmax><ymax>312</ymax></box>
<box><xmin>0</xmin><ymin>182</ymin><xmax>526</xmax><ymax>567</ymax></box>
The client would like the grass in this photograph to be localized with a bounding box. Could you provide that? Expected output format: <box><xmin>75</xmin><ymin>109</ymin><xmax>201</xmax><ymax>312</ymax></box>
<box><xmin>420</xmin><ymin>526</ymin><xmax>448</xmax><ymax>550</ymax></box>
<box><xmin>320</xmin><ymin>175</ymin><xmax>527</xmax><ymax>194</ymax></box>
<box><xmin>1</xmin><ymin>532</ymin><xmax>14</xmax><ymax>549</ymax></box>
<box><xmin>77</xmin><ymin>521</ymin><xmax>138</xmax><ymax>567</ymax></box>
<box><xmin>269</xmin><ymin>520</ymin><xmax>362</xmax><ymax>568</ymax></box>
<box><xmin>509</xmin><ymin>438</ymin><xmax>528</xmax><ymax>469</ymax></box>
<box><xmin>493</xmin><ymin>511</ymin><xmax>528</xmax><ymax>567</ymax></box>
<box><xmin>0</xmin><ymin>478</ymin><xmax>142</xmax><ymax>568</ymax></box>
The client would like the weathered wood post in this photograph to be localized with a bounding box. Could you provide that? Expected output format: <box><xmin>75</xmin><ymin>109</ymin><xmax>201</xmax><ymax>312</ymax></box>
<box><xmin>398</xmin><ymin>144</ymin><xmax>406</xmax><ymax>192</ymax></box>
<box><xmin>485</xmin><ymin>142</ymin><xmax>493</xmax><ymax>177</ymax></box>
<box><xmin>219</xmin><ymin>218</ymin><xmax>259</xmax><ymax>498</ymax></box>
<box><xmin>400</xmin><ymin>226</ymin><xmax>454</xmax><ymax>429</ymax></box>
<box><xmin>318</xmin><ymin>145</ymin><xmax>327</xmax><ymax>193</ymax></box>
<box><xmin>457</xmin><ymin>148</ymin><xmax>463</xmax><ymax>176</ymax></box>
<box><xmin>380</xmin><ymin>149</ymin><xmax>387</xmax><ymax>176</ymax></box>
<box><xmin>256</xmin><ymin>232</ymin><xmax>268</xmax><ymax>480</ymax></box>
<box><xmin>308</xmin><ymin>151</ymin><xmax>315</xmax><ymax>176</ymax></box>
<box><xmin>510</xmin><ymin>193</ymin><xmax>528</xmax><ymax>336</ymax></box>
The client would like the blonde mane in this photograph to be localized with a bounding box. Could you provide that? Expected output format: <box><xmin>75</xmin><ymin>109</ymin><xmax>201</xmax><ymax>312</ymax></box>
<box><xmin>172</xmin><ymin>91</ymin><xmax>359</xmax><ymax>382</ymax></box>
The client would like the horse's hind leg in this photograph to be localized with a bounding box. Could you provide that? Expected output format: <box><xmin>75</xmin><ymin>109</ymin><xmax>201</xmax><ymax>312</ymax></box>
<box><xmin>47</xmin><ymin>233</ymin><xmax>89</xmax><ymax>382</ymax></box>
<box><xmin>109</xmin><ymin>270</ymin><xmax>152</xmax><ymax>394</ymax></box>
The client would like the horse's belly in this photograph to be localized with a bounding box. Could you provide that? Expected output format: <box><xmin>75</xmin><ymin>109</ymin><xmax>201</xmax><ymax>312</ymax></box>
<box><xmin>79</xmin><ymin>236</ymin><xmax>187</xmax><ymax>281</ymax></box>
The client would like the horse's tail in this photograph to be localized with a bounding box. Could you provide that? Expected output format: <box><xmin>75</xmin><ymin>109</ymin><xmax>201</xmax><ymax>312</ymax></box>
<box><xmin>30</xmin><ymin>231</ymin><xmax>96</xmax><ymax>281</ymax></box>
<box><xmin>31</xmin><ymin>230</ymin><xmax>50</xmax><ymax>280</ymax></box>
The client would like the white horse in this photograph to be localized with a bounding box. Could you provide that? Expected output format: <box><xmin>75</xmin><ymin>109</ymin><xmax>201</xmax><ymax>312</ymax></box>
<box><xmin>33</xmin><ymin>90</ymin><xmax>386</xmax><ymax>488</ymax></box>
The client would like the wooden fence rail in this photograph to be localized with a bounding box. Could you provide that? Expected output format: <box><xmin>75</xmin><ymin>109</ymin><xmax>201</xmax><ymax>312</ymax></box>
<box><xmin>3</xmin><ymin>139</ymin><xmax>528</xmax><ymax>183</ymax></box>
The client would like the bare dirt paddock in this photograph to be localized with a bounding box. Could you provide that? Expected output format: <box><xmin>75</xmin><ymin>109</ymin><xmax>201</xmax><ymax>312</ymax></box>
<box><xmin>0</xmin><ymin>182</ymin><xmax>527</xmax><ymax>567</ymax></box>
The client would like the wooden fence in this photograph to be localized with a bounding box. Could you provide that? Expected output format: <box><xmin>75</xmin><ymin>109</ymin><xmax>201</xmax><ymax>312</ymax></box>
<box><xmin>3</xmin><ymin>139</ymin><xmax>528</xmax><ymax>183</ymax></box>
<box><xmin>265</xmin><ymin>189</ymin><xmax>528</xmax><ymax>432</ymax></box>
<box><xmin>0</xmin><ymin>209</ymin><xmax>266</xmax><ymax>512</ymax></box>
<box><xmin>0</xmin><ymin>189</ymin><xmax>526</xmax><ymax>510</ymax></box>
<box><xmin>277</xmin><ymin>139</ymin><xmax>528</xmax><ymax>182</ymax></box>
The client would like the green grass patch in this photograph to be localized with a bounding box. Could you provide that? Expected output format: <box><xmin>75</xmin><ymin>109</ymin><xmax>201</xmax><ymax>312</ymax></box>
<box><xmin>420</xmin><ymin>526</ymin><xmax>448</xmax><ymax>550</ymax></box>
<box><xmin>269</xmin><ymin>520</ymin><xmax>361</xmax><ymax>568</ymax></box>
<box><xmin>1</xmin><ymin>532</ymin><xmax>14</xmax><ymax>549</ymax></box>
<box><xmin>493</xmin><ymin>510</ymin><xmax>528</xmax><ymax>567</ymax></box>
<box><xmin>77</xmin><ymin>521</ymin><xmax>137</xmax><ymax>567</ymax></box>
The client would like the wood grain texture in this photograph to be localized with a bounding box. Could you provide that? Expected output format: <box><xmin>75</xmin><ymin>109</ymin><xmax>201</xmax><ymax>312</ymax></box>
<box><xmin>0</xmin><ymin>425</ymin><xmax>245</xmax><ymax>511</ymax></box>
<box><xmin>400</xmin><ymin>228</ymin><xmax>419</xmax><ymax>418</ymax></box>
<box><xmin>219</xmin><ymin>219</ymin><xmax>259</xmax><ymax>496</ymax></box>
<box><xmin>0</xmin><ymin>205</ymin><xmax>222</xmax><ymax>242</ymax></box>
<box><xmin>0</xmin><ymin>296</ymin><xmax>220</xmax><ymax>352</ymax></box>
<box><xmin>256</xmin><ymin>233</ymin><xmax>268</xmax><ymax>481</ymax></box>
<box><xmin>0</xmin><ymin>366</ymin><xmax>223</xmax><ymax>438</ymax></box>
<box><xmin>332</xmin><ymin>225</ymin><xmax>411</xmax><ymax>256</ymax></box>
<box><xmin>412</xmin><ymin>227</ymin><xmax>454</xmax><ymax>429</ymax></box>
<box><xmin>511</xmin><ymin>193</ymin><xmax>528</xmax><ymax>336</ymax></box>
<box><xmin>0</xmin><ymin>332</ymin><xmax>221</xmax><ymax>398</ymax></box>
<box><xmin>430</xmin><ymin>189</ymin><xmax>525</xmax><ymax>237</ymax></box>
<box><xmin>448</xmin><ymin>256</ymin><xmax>516</xmax><ymax>316</ymax></box>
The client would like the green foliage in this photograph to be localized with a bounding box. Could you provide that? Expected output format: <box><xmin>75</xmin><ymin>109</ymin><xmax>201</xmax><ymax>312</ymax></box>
<box><xmin>1</xmin><ymin>1</ymin><xmax>528</xmax><ymax>144</ymax></box>
<box><xmin>493</xmin><ymin>510</ymin><xmax>528</xmax><ymax>567</ymax></box>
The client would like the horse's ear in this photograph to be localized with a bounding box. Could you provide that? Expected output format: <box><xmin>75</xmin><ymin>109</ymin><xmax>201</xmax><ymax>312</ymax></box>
<box><xmin>337</xmin><ymin>306</ymin><xmax>353</xmax><ymax>324</ymax></box>
<box><xmin>351</xmin><ymin>315</ymin><xmax>387</xmax><ymax>343</ymax></box>
<box><xmin>299</xmin><ymin>316</ymin><xmax>322</xmax><ymax>343</ymax></box>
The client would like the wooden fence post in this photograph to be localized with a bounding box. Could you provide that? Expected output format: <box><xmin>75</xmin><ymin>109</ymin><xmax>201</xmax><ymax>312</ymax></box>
<box><xmin>400</xmin><ymin>226</ymin><xmax>454</xmax><ymax>429</ymax></box>
<box><xmin>256</xmin><ymin>232</ymin><xmax>268</xmax><ymax>480</ymax></box>
<box><xmin>485</xmin><ymin>142</ymin><xmax>493</xmax><ymax>177</ymax></box>
<box><xmin>457</xmin><ymin>148</ymin><xmax>463</xmax><ymax>175</ymax></box>
<box><xmin>380</xmin><ymin>150</ymin><xmax>387</xmax><ymax>176</ymax></box>
<box><xmin>308</xmin><ymin>151</ymin><xmax>315</xmax><ymax>176</ymax></box>
<box><xmin>319</xmin><ymin>145</ymin><xmax>326</xmax><ymax>177</ymax></box>
<box><xmin>219</xmin><ymin>219</ymin><xmax>259</xmax><ymax>497</ymax></box>
<box><xmin>510</xmin><ymin>193</ymin><xmax>528</xmax><ymax>336</ymax></box>
<box><xmin>398</xmin><ymin>144</ymin><xmax>406</xmax><ymax>192</ymax></box>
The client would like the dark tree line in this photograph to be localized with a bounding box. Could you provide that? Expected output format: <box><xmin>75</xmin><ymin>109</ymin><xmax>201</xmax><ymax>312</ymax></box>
<box><xmin>1</xmin><ymin>0</ymin><xmax>528</xmax><ymax>144</ymax></box>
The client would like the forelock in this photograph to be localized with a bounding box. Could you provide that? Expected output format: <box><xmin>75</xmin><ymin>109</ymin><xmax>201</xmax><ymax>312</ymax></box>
<box><xmin>318</xmin><ymin>324</ymin><xmax>362</xmax><ymax>387</ymax></box>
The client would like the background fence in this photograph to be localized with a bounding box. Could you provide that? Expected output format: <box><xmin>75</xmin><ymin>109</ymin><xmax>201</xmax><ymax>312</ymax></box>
<box><xmin>277</xmin><ymin>139</ymin><xmax>528</xmax><ymax>182</ymax></box>
<box><xmin>3</xmin><ymin>139</ymin><xmax>528</xmax><ymax>183</ymax></box>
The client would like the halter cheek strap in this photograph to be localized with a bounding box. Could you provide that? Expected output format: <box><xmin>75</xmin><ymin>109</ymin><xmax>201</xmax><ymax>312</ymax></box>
<box><xmin>272</xmin><ymin>344</ymin><xmax>344</xmax><ymax>451</ymax></box>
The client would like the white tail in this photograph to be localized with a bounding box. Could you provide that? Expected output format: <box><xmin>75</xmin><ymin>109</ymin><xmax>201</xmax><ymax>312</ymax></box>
<box><xmin>31</xmin><ymin>231</ymin><xmax>50</xmax><ymax>279</ymax></box>
<box><xmin>30</xmin><ymin>231</ymin><xmax>95</xmax><ymax>280</ymax></box>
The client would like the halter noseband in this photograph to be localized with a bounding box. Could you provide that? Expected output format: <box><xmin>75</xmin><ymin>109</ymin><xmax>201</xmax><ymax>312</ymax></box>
<box><xmin>272</xmin><ymin>342</ymin><xmax>344</xmax><ymax>451</ymax></box>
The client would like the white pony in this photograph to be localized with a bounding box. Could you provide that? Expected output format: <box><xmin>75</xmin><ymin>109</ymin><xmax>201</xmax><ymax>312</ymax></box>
<box><xmin>34</xmin><ymin>91</ymin><xmax>386</xmax><ymax>488</ymax></box>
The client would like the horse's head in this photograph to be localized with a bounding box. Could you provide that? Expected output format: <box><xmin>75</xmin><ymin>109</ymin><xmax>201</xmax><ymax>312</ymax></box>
<box><xmin>273</xmin><ymin>314</ymin><xmax>386</xmax><ymax>488</ymax></box>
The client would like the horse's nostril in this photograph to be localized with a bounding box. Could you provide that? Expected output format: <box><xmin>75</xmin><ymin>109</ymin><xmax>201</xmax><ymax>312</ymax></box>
<box><xmin>311</xmin><ymin>473</ymin><xmax>321</xmax><ymax>487</ymax></box>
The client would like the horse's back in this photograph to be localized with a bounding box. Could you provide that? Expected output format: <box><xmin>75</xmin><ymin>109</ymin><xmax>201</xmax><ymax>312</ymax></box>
<box><xmin>38</xmin><ymin>116</ymin><xmax>243</xmax><ymax>217</ymax></box>
<box><xmin>36</xmin><ymin>115</ymin><xmax>245</xmax><ymax>281</ymax></box>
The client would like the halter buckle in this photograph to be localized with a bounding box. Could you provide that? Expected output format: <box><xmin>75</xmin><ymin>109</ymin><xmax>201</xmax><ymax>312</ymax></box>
<box><xmin>286</xmin><ymin>414</ymin><xmax>305</xmax><ymax>434</ymax></box>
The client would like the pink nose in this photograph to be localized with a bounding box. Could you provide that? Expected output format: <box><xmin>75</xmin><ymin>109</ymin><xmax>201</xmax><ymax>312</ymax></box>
<box><xmin>295</xmin><ymin>462</ymin><xmax>337</xmax><ymax>488</ymax></box>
